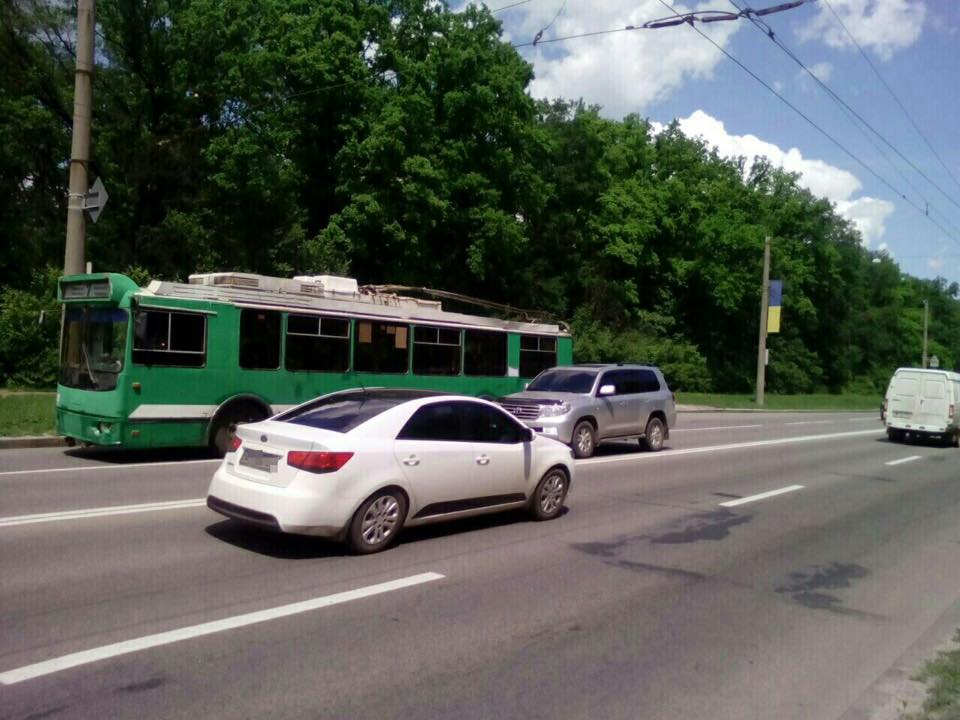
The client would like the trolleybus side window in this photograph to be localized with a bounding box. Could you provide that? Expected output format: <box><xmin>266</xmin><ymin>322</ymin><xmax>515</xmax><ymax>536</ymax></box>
<box><xmin>519</xmin><ymin>335</ymin><xmax>557</xmax><ymax>378</ymax></box>
<box><xmin>133</xmin><ymin>310</ymin><xmax>206</xmax><ymax>367</ymax></box>
<box><xmin>464</xmin><ymin>330</ymin><xmax>507</xmax><ymax>377</ymax></box>
<box><xmin>413</xmin><ymin>326</ymin><xmax>461</xmax><ymax>376</ymax></box>
<box><xmin>240</xmin><ymin>309</ymin><xmax>281</xmax><ymax>370</ymax></box>
<box><xmin>354</xmin><ymin>321</ymin><xmax>408</xmax><ymax>374</ymax></box>
<box><xmin>285</xmin><ymin>314</ymin><xmax>350</xmax><ymax>372</ymax></box>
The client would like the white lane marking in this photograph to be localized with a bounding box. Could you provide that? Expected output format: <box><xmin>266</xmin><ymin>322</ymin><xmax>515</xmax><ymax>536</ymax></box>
<box><xmin>0</xmin><ymin>458</ymin><xmax>220</xmax><ymax>478</ymax></box>
<box><xmin>849</xmin><ymin>417</ymin><xmax>880</xmax><ymax>422</ymax></box>
<box><xmin>672</xmin><ymin>424</ymin><xmax>763</xmax><ymax>432</ymax></box>
<box><xmin>578</xmin><ymin>428</ymin><xmax>883</xmax><ymax>466</ymax></box>
<box><xmin>885</xmin><ymin>455</ymin><xmax>922</xmax><ymax>466</ymax></box>
<box><xmin>0</xmin><ymin>572</ymin><xmax>445</xmax><ymax>685</ymax></box>
<box><xmin>719</xmin><ymin>485</ymin><xmax>804</xmax><ymax>507</ymax></box>
<box><xmin>0</xmin><ymin>499</ymin><xmax>206</xmax><ymax>527</ymax></box>
<box><xmin>784</xmin><ymin>420</ymin><xmax>834</xmax><ymax>426</ymax></box>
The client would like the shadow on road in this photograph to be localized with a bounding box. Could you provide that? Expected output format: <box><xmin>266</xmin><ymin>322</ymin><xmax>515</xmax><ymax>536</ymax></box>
<box><xmin>205</xmin><ymin>520</ymin><xmax>346</xmax><ymax>559</ymax></box>
<box><xmin>205</xmin><ymin>506</ymin><xmax>570</xmax><ymax>558</ymax></box>
<box><xmin>64</xmin><ymin>446</ymin><xmax>217</xmax><ymax>464</ymax></box>
<box><xmin>590</xmin><ymin>442</ymin><xmax>670</xmax><ymax>458</ymax></box>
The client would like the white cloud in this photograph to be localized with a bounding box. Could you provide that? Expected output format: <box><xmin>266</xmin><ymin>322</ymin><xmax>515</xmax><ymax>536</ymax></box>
<box><xmin>669</xmin><ymin>110</ymin><xmax>895</xmax><ymax>245</ymax></box>
<box><xmin>834</xmin><ymin>197</ymin><xmax>895</xmax><ymax>246</ymax></box>
<box><xmin>512</xmin><ymin>0</ymin><xmax>742</xmax><ymax>119</ymax></box>
<box><xmin>929</xmin><ymin>257</ymin><xmax>943</xmax><ymax>271</ymax></box>
<box><xmin>808</xmin><ymin>61</ymin><xmax>833</xmax><ymax>82</ymax></box>
<box><xmin>797</xmin><ymin>0</ymin><xmax>926</xmax><ymax>60</ymax></box>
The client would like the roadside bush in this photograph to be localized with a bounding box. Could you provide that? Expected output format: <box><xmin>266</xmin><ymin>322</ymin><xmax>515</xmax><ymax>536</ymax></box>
<box><xmin>0</xmin><ymin>267</ymin><xmax>60</xmax><ymax>388</ymax></box>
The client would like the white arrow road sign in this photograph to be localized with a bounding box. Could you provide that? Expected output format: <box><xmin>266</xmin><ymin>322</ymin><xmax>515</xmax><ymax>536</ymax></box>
<box><xmin>84</xmin><ymin>177</ymin><xmax>108</xmax><ymax>223</ymax></box>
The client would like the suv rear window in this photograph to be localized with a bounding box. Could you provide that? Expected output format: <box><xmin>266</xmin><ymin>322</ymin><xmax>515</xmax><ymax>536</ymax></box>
<box><xmin>526</xmin><ymin>368</ymin><xmax>597</xmax><ymax>394</ymax></box>
<box><xmin>277</xmin><ymin>390</ymin><xmax>441</xmax><ymax>433</ymax></box>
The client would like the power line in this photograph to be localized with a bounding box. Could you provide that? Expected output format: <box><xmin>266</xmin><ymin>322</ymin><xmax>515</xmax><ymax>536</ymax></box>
<box><xmin>511</xmin><ymin>1</ymin><xmax>806</xmax><ymax>48</ymax></box>
<box><xmin>651</xmin><ymin>0</ymin><xmax>960</xmax><ymax>248</ymax></box>
<box><xmin>821</xmin><ymin>0</ymin><xmax>960</xmax><ymax>198</ymax></box>
<box><xmin>489</xmin><ymin>0</ymin><xmax>534</xmax><ymax>13</ymax></box>
<box><xmin>727</xmin><ymin>0</ymin><xmax>960</xmax><ymax>239</ymax></box>
<box><xmin>729</xmin><ymin>0</ymin><xmax>960</xmax><ymax>221</ymax></box>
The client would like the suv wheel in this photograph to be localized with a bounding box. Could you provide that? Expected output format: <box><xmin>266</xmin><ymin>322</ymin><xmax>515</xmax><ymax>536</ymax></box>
<box><xmin>641</xmin><ymin>417</ymin><xmax>665</xmax><ymax>451</ymax></box>
<box><xmin>571</xmin><ymin>421</ymin><xmax>596</xmax><ymax>459</ymax></box>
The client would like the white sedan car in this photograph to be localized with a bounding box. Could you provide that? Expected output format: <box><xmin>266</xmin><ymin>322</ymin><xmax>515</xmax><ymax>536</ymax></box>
<box><xmin>207</xmin><ymin>389</ymin><xmax>574</xmax><ymax>553</ymax></box>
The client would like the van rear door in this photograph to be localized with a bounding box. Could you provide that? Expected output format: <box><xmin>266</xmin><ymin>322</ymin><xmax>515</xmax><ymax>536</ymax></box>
<box><xmin>916</xmin><ymin>374</ymin><xmax>949</xmax><ymax>429</ymax></box>
<box><xmin>887</xmin><ymin>372</ymin><xmax>921</xmax><ymax>422</ymax></box>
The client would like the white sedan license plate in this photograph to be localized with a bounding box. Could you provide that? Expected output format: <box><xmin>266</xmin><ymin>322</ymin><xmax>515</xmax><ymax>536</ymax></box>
<box><xmin>240</xmin><ymin>448</ymin><xmax>281</xmax><ymax>473</ymax></box>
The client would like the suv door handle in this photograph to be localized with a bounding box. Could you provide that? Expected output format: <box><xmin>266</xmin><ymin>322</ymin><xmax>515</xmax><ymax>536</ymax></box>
<box><xmin>476</xmin><ymin>455</ymin><xmax>490</xmax><ymax>466</ymax></box>
<box><xmin>402</xmin><ymin>455</ymin><xmax>420</xmax><ymax>467</ymax></box>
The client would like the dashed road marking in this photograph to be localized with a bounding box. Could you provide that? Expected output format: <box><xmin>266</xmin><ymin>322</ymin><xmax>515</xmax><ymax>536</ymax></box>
<box><xmin>885</xmin><ymin>455</ymin><xmax>922</xmax><ymax>466</ymax></box>
<box><xmin>578</xmin><ymin>429</ymin><xmax>884</xmax><ymax>466</ymax></box>
<box><xmin>0</xmin><ymin>458</ymin><xmax>219</xmax><ymax>478</ymax></box>
<box><xmin>672</xmin><ymin>424</ymin><xmax>763</xmax><ymax>432</ymax></box>
<box><xmin>0</xmin><ymin>572</ymin><xmax>446</xmax><ymax>685</ymax></box>
<box><xmin>718</xmin><ymin>485</ymin><xmax>804</xmax><ymax>507</ymax></box>
<box><xmin>0</xmin><ymin>499</ymin><xmax>206</xmax><ymax>527</ymax></box>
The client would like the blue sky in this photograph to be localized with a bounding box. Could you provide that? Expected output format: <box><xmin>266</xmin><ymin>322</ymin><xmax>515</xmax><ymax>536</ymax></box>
<box><xmin>477</xmin><ymin>0</ymin><xmax>960</xmax><ymax>286</ymax></box>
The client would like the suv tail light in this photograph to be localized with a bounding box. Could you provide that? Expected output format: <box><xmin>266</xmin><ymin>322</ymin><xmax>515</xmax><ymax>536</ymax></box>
<box><xmin>950</xmin><ymin>404</ymin><xmax>955</xmax><ymax>419</ymax></box>
<box><xmin>229</xmin><ymin>436</ymin><xmax>242</xmax><ymax>452</ymax></box>
<box><xmin>287</xmin><ymin>451</ymin><xmax>354</xmax><ymax>473</ymax></box>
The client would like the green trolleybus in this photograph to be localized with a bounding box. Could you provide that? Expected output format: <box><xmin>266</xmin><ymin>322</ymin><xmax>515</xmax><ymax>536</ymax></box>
<box><xmin>56</xmin><ymin>272</ymin><xmax>572</xmax><ymax>453</ymax></box>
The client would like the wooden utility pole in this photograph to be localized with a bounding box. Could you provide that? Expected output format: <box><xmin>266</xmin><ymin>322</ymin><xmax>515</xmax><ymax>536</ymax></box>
<box><xmin>755</xmin><ymin>236</ymin><xmax>772</xmax><ymax>406</ymax></box>
<box><xmin>64</xmin><ymin>0</ymin><xmax>95</xmax><ymax>275</ymax></box>
<box><xmin>922</xmin><ymin>300</ymin><xmax>929</xmax><ymax>368</ymax></box>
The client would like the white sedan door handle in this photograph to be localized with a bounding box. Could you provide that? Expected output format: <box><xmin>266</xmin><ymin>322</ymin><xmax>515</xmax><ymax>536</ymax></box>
<box><xmin>402</xmin><ymin>455</ymin><xmax>420</xmax><ymax>467</ymax></box>
<box><xmin>476</xmin><ymin>455</ymin><xmax>490</xmax><ymax>466</ymax></box>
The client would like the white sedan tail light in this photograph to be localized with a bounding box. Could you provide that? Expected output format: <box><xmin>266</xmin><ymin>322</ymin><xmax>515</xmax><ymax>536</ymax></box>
<box><xmin>287</xmin><ymin>451</ymin><xmax>354</xmax><ymax>474</ymax></box>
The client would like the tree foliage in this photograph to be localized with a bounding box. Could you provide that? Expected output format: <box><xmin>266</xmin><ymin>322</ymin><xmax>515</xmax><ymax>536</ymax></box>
<box><xmin>1</xmin><ymin>0</ymin><xmax>959</xmax><ymax>391</ymax></box>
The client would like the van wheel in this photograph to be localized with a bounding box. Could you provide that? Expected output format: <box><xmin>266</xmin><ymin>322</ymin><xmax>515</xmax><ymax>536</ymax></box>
<box><xmin>571</xmin><ymin>421</ymin><xmax>596</xmax><ymax>459</ymax></box>
<box><xmin>887</xmin><ymin>429</ymin><xmax>904</xmax><ymax>443</ymax></box>
<box><xmin>641</xmin><ymin>417</ymin><xmax>665</xmax><ymax>451</ymax></box>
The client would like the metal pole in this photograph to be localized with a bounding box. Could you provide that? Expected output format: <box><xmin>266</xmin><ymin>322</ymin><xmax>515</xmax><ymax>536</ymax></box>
<box><xmin>64</xmin><ymin>0</ymin><xmax>96</xmax><ymax>276</ymax></box>
<box><xmin>922</xmin><ymin>300</ymin><xmax>929</xmax><ymax>368</ymax></box>
<box><xmin>755</xmin><ymin>236</ymin><xmax>771</xmax><ymax>406</ymax></box>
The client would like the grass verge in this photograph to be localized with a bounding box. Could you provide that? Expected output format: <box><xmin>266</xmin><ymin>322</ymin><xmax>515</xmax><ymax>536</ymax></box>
<box><xmin>678</xmin><ymin>392</ymin><xmax>881</xmax><ymax>411</ymax></box>
<box><xmin>905</xmin><ymin>632</ymin><xmax>960</xmax><ymax>719</ymax></box>
<box><xmin>0</xmin><ymin>392</ymin><xmax>57</xmax><ymax>436</ymax></box>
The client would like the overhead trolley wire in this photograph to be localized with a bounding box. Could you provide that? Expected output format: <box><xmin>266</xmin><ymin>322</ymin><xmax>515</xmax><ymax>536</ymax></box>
<box><xmin>729</xmin><ymin>0</ymin><xmax>960</xmax><ymax>223</ymax></box>
<box><xmin>822</xmin><ymin>0</ymin><xmax>960</xmax><ymax>198</ymax></box>
<box><xmin>650</xmin><ymin>0</ymin><xmax>960</xmax><ymax>248</ymax></box>
<box><xmin>489</xmin><ymin>0</ymin><xmax>535</xmax><ymax>13</ymax></box>
<box><xmin>727</xmin><ymin>0</ymin><xmax>960</xmax><ymax>238</ymax></box>
<box><xmin>511</xmin><ymin>1</ymin><xmax>809</xmax><ymax>48</ymax></box>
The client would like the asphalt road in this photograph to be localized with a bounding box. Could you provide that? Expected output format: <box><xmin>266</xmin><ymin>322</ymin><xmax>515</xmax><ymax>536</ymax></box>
<box><xmin>2</xmin><ymin>411</ymin><xmax>959</xmax><ymax>720</ymax></box>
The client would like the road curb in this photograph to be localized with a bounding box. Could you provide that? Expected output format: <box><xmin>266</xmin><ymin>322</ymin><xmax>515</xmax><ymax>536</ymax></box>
<box><xmin>0</xmin><ymin>436</ymin><xmax>68</xmax><ymax>449</ymax></box>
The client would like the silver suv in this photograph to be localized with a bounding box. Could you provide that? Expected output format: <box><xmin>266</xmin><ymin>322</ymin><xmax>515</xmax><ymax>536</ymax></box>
<box><xmin>499</xmin><ymin>364</ymin><xmax>677</xmax><ymax>458</ymax></box>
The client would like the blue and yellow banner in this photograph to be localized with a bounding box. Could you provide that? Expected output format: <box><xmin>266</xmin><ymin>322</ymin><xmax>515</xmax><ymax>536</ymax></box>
<box><xmin>767</xmin><ymin>280</ymin><xmax>783</xmax><ymax>333</ymax></box>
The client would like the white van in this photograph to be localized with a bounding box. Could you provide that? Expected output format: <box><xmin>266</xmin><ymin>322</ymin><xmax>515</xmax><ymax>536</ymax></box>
<box><xmin>883</xmin><ymin>367</ymin><xmax>960</xmax><ymax>446</ymax></box>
